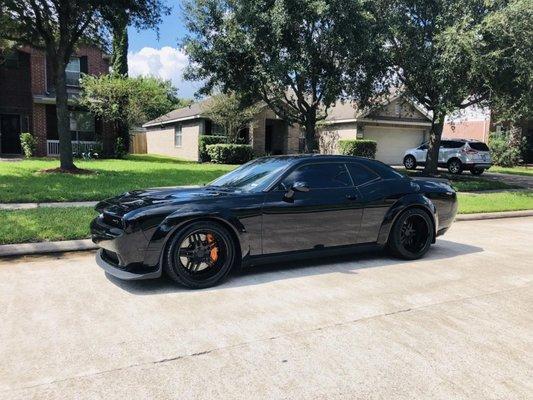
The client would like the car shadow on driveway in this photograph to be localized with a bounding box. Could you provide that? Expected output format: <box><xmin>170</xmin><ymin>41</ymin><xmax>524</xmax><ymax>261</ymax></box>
<box><xmin>105</xmin><ymin>239</ymin><xmax>483</xmax><ymax>295</ymax></box>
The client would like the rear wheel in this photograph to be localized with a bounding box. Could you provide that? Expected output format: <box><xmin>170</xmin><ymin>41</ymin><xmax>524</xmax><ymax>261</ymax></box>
<box><xmin>164</xmin><ymin>221</ymin><xmax>236</xmax><ymax>289</ymax></box>
<box><xmin>403</xmin><ymin>155</ymin><xmax>417</xmax><ymax>170</ymax></box>
<box><xmin>447</xmin><ymin>158</ymin><xmax>463</xmax><ymax>175</ymax></box>
<box><xmin>470</xmin><ymin>168</ymin><xmax>484</xmax><ymax>175</ymax></box>
<box><xmin>388</xmin><ymin>208</ymin><xmax>434</xmax><ymax>260</ymax></box>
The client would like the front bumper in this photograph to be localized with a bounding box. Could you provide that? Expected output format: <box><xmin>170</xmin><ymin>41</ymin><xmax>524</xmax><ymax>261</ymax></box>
<box><xmin>91</xmin><ymin>215</ymin><xmax>162</xmax><ymax>280</ymax></box>
<box><xmin>96</xmin><ymin>249</ymin><xmax>162</xmax><ymax>280</ymax></box>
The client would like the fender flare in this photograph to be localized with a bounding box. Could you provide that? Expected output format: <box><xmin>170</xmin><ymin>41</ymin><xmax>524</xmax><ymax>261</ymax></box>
<box><xmin>376</xmin><ymin>194</ymin><xmax>437</xmax><ymax>246</ymax></box>
<box><xmin>146</xmin><ymin>210</ymin><xmax>248</xmax><ymax>263</ymax></box>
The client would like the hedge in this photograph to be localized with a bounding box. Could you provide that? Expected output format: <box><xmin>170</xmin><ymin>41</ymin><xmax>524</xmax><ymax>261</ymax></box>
<box><xmin>339</xmin><ymin>139</ymin><xmax>377</xmax><ymax>159</ymax></box>
<box><xmin>206</xmin><ymin>144</ymin><xmax>254</xmax><ymax>164</ymax></box>
<box><xmin>199</xmin><ymin>135</ymin><xmax>227</xmax><ymax>162</ymax></box>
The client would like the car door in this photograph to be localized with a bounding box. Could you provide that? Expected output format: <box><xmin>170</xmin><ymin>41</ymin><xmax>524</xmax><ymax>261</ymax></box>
<box><xmin>415</xmin><ymin>143</ymin><xmax>428</xmax><ymax>163</ymax></box>
<box><xmin>261</xmin><ymin>162</ymin><xmax>363</xmax><ymax>254</ymax></box>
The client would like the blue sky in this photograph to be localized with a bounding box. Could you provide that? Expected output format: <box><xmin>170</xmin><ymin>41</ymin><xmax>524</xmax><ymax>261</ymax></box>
<box><xmin>127</xmin><ymin>1</ymin><xmax>202</xmax><ymax>98</ymax></box>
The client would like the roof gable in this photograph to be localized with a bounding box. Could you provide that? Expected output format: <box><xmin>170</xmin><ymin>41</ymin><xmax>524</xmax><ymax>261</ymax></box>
<box><xmin>367</xmin><ymin>97</ymin><xmax>430</xmax><ymax>122</ymax></box>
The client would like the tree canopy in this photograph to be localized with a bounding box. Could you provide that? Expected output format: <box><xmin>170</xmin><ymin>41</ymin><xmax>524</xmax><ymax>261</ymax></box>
<box><xmin>79</xmin><ymin>75</ymin><xmax>183</xmax><ymax>129</ymax></box>
<box><xmin>184</xmin><ymin>0</ymin><xmax>389</xmax><ymax>152</ymax></box>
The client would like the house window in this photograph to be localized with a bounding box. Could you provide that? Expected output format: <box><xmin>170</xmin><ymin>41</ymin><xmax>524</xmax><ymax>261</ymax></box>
<box><xmin>70</xmin><ymin>111</ymin><xmax>95</xmax><ymax>141</ymax></box>
<box><xmin>174</xmin><ymin>124</ymin><xmax>182</xmax><ymax>147</ymax></box>
<box><xmin>2</xmin><ymin>51</ymin><xmax>19</xmax><ymax>68</ymax></box>
<box><xmin>65</xmin><ymin>58</ymin><xmax>81</xmax><ymax>86</ymax></box>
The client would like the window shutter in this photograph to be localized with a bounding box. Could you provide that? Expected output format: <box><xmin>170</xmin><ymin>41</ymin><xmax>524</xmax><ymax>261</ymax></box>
<box><xmin>80</xmin><ymin>56</ymin><xmax>88</xmax><ymax>74</ymax></box>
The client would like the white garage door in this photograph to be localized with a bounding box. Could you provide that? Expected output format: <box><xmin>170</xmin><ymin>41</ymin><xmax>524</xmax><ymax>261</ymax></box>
<box><xmin>364</xmin><ymin>126</ymin><xmax>425</xmax><ymax>165</ymax></box>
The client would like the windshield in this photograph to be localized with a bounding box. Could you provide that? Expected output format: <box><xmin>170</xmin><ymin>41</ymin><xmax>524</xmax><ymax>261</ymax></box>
<box><xmin>209</xmin><ymin>157</ymin><xmax>291</xmax><ymax>191</ymax></box>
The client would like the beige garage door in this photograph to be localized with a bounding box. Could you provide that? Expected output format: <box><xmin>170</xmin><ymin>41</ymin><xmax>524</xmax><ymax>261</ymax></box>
<box><xmin>364</xmin><ymin>126</ymin><xmax>425</xmax><ymax>165</ymax></box>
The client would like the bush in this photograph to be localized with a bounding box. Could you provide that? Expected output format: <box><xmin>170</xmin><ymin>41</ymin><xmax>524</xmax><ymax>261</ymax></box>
<box><xmin>206</xmin><ymin>144</ymin><xmax>254</xmax><ymax>164</ymax></box>
<box><xmin>489</xmin><ymin>131</ymin><xmax>524</xmax><ymax>167</ymax></box>
<box><xmin>19</xmin><ymin>132</ymin><xmax>37</xmax><ymax>158</ymax></box>
<box><xmin>199</xmin><ymin>135</ymin><xmax>227</xmax><ymax>162</ymax></box>
<box><xmin>114</xmin><ymin>137</ymin><xmax>127</xmax><ymax>159</ymax></box>
<box><xmin>338</xmin><ymin>139</ymin><xmax>377</xmax><ymax>159</ymax></box>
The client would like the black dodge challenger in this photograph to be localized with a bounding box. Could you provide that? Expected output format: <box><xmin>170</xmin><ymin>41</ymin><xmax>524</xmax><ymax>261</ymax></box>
<box><xmin>91</xmin><ymin>155</ymin><xmax>458</xmax><ymax>288</ymax></box>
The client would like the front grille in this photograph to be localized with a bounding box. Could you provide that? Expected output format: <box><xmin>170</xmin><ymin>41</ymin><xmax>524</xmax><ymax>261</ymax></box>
<box><xmin>102</xmin><ymin>249</ymin><xmax>126</xmax><ymax>269</ymax></box>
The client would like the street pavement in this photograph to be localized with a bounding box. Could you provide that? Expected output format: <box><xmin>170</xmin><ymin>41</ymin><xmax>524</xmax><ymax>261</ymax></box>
<box><xmin>1</xmin><ymin>217</ymin><xmax>532</xmax><ymax>399</ymax></box>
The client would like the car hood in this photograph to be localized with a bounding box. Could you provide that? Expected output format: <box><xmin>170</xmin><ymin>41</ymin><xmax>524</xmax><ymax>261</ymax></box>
<box><xmin>95</xmin><ymin>186</ymin><xmax>238</xmax><ymax>215</ymax></box>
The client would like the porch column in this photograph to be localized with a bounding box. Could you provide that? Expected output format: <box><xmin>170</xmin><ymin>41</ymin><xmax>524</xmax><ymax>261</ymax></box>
<box><xmin>32</xmin><ymin>103</ymin><xmax>47</xmax><ymax>156</ymax></box>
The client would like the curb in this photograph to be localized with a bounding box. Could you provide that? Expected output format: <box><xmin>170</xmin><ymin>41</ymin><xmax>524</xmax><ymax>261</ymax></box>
<box><xmin>0</xmin><ymin>201</ymin><xmax>97</xmax><ymax>210</ymax></box>
<box><xmin>455</xmin><ymin>210</ymin><xmax>533</xmax><ymax>221</ymax></box>
<box><xmin>0</xmin><ymin>211</ymin><xmax>532</xmax><ymax>257</ymax></box>
<box><xmin>0</xmin><ymin>239</ymin><xmax>97</xmax><ymax>257</ymax></box>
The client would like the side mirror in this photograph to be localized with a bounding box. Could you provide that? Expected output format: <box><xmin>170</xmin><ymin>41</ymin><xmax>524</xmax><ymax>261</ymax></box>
<box><xmin>284</xmin><ymin>181</ymin><xmax>310</xmax><ymax>200</ymax></box>
<box><xmin>292</xmin><ymin>181</ymin><xmax>310</xmax><ymax>192</ymax></box>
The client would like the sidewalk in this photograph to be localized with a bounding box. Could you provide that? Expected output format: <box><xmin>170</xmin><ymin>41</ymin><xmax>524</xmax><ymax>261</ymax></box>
<box><xmin>0</xmin><ymin>201</ymin><xmax>97</xmax><ymax>210</ymax></box>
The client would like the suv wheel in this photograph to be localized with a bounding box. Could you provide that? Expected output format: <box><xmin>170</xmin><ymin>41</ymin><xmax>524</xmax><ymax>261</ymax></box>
<box><xmin>447</xmin><ymin>159</ymin><xmax>463</xmax><ymax>175</ymax></box>
<box><xmin>470</xmin><ymin>168</ymin><xmax>484</xmax><ymax>175</ymax></box>
<box><xmin>403</xmin><ymin>155</ymin><xmax>417</xmax><ymax>170</ymax></box>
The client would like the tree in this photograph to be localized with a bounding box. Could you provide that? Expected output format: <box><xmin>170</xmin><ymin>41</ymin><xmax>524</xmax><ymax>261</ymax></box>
<box><xmin>184</xmin><ymin>0</ymin><xmax>388</xmax><ymax>152</ymax></box>
<box><xmin>1</xmin><ymin>0</ymin><xmax>167</xmax><ymax>170</ymax></box>
<box><xmin>202</xmin><ymin>93</ymin><xmax>261</xmax><ymax>143</ymax></box>
<box><xmin>380</xmin><ymin>0</ymin><xmax>500</xmax><ymax>175</ymax></box>
<box><xmin>79</xmin><ymin>75</ymin><xmax>182</xmax><ymax>134</ymax></box>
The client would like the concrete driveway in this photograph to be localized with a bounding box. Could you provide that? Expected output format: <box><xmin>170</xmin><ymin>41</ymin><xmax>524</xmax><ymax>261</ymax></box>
<box><xmin>1</xmin><ymin>217</ymin><xmax>532</xmax><ymax>399</ymax></box>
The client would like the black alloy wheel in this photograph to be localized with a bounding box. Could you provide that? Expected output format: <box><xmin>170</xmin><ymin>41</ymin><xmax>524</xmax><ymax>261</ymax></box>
<box><xmin>404</xmin><ymin>155</ymin><xmax>417</xmax><ymax>170</ymax></box>
<box><xmin>388</xmin><ymin>208</ymin><xmax>433</xmax><ymax>259</ymax></box>
<box><xmin>165</xmin><ymin>222</ymin><xmax>236</xmax><ymax>288</ymax></box>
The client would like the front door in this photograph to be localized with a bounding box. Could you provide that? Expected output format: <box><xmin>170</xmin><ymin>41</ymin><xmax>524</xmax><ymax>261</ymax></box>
<box><xmin>261</xmin><ymin>162</ymin><xmax>363</xmax><ymax>254</ymax></box>
<box><xmin>0</xmin><ymin>115</ymin><xmax>22</xmax><ymax>154</ymax></box>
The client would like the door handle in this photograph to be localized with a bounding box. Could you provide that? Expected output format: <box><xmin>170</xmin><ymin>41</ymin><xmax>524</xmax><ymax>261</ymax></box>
<box><xmin>345</xmin><ymin>194</ymin><xmax>358</xmax><ymax>200</ymax></box>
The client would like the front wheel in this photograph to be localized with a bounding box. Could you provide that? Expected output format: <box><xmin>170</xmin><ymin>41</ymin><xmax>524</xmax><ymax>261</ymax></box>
<box><xmin>388</xmin><ymin>208</ymin><xmax>434</xmax><ymax>260</ymax></box>
<box><xmin>470</xmin><ymin>168</ymin><xmax>484</xmax><ymax>175</ymax></box>
<box><xmin>164</xmin><ymin>221</ymin><xmax>236</xmax><ymax>289</ymax></box>
<box><xmin>403</xmin><ymin>155</ymin><xmax>417</xmax><ymax>170</ymax></box>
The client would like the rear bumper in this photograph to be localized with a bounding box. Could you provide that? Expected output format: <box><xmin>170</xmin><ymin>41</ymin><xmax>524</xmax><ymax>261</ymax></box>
<box><xmin>464</xmin><ymin>163</ymin><xmax>492</xmax><ymax>170</ymax></box>
<box><xmin>96</xmin><ymin>249</ymin><xmax>162</xmax><ymax>280</ymax></box>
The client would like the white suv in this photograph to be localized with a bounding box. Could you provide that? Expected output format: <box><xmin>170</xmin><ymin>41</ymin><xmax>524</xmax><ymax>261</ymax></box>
<box><xmin>403</xmin><ymin>139</ymin><xmax>492</xmax><ymax>175</ymax></box>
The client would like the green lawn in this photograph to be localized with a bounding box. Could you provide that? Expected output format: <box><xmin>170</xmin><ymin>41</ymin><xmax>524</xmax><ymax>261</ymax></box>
<box><xmin>489</xmin><ymin>166</ymin><xmax>533</xmax><ymax>177</ymax></box>
<box><xmin>0</xmin><ymin>207</ymin><xmax>98</xmax><ymax>245</ymax></box>
<box><xmin>397</xmin><ymin>168</ymin><xmax>518</xmax><ymax>192</ymax></box>
<box><xmin>458</xmin><ymin>190</ymin><xmax>533</xmax><ymax>214</ymax></box>
<box><xmin>2</xmin><ymin>191</ymin><xmax>532</xmax><ymax>244</ymax></box>
<box><xmin>0</xmin><ymin>155</ymin><xmax>236</xmax><ymax>203</ymax></box>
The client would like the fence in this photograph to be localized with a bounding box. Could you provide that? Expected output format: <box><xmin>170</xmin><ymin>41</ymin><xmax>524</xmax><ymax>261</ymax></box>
<box><xmin>46</xmin><ymin>140</ymin><xmax>101</xmax><ymax>156</ymax></box>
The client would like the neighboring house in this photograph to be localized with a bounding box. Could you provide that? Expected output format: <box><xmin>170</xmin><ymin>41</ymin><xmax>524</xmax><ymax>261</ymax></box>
<box><xmin>443</xmin><ymin>120</ymin><xmax>491</xmax><ymax>142</ymax></box>
<box><xmin>142</xmin><ymin>94</ymin><xmax>432</xmax><ymax>165</ymax></box>
<box><xmin>0</xmin><ymin>45</ymin><xmax>115</xmax><ymax>157</ymax></box>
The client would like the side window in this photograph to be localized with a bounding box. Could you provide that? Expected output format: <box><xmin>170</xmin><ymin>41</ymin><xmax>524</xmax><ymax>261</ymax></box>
<box><xmin>174</xmin><ymin>124</ymin><xmax>182</xmax><ymax>147</ymax></box>
<box><xmin>281</xmin><ymin>163</ymin><xmax>351</xmax><ymax>189</ymax></box>
<box><xmin>440</xmin><ymin>140</ymin><xmax>450</xmax><ymax>149</ymax></box>
<box><xmin>347</xmin><ymin>163</ymin><xmax>379</xmax><ymax>186</ymax></box>
<box><xmin>449</xmin><ymin>141</ymin><xmax>465</xmax><ymax>149</ymax></box>
<box><xmin>418</xmin><ymin>143</ymin><xmax>428</xmax><ymax>150</ymax></box>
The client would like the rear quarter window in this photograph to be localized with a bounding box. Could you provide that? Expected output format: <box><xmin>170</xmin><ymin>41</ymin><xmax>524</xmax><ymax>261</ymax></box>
<box><xmin>469</xmin><ymin>142</ymin><xmax>490</xmax><ymax>151</ymax></box>
<box><xmin>363</xmin><ymin>160</ymin><xmax>405</xmax><ymax>180</ymax></box>
<box><xmin>347</xmin><ymin>163</ymin><xmax>380</xmax><ymax>186</ymax></box>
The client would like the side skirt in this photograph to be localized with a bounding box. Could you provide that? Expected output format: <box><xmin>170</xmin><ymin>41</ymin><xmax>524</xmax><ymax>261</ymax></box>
<box><xmin>241</xmin><ymin>243</ymin><xmax>384</xmax><ymax>268</ymax></box>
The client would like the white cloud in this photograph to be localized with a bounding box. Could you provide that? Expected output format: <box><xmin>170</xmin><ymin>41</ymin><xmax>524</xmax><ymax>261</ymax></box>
<box><xmin>128</xmin><ymin>46</ymin><xmax>201</xmax><ymax>99</ymax></box>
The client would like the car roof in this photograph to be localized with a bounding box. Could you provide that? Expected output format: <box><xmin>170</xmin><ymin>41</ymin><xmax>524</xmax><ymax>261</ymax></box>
<box><xmin>255</xmin><ymin>154</ymin><xmax>373</xmax><ymax>164</ymax></box>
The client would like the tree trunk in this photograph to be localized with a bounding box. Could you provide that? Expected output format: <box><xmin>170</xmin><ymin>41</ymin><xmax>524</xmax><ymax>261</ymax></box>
<box><xmin>55</xmin><ymin>63</ymin><xmax>75</xmax><ymax>170</ymax></box>
<box><xmin>423</xmin><ymin>112</ymin><xmax>445</xmax><ymax>176</ymax></box>
<box><xmin>303</xmin><ymin>111</ymin><xmax>318</xmax><ymax>153</ymax></box>
<box><xmin>111</xmin><ymin>11</ymin><xmax>129</xmax><ymax>77</ymax></box>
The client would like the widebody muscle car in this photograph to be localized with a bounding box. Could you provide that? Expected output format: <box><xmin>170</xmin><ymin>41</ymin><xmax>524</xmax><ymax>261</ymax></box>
<box><xmin>91</xmin><ymin>155</ymin><xmax>458</xmax><ymax>288</ymax></box>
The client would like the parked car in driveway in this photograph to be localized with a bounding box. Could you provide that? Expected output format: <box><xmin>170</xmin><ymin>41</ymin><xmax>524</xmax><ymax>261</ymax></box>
<box><xmin>91</xmin><ymin>155</ymin><xmax>458</xmax><ymax>289</ymax></box>
<box><xmin>403</xmin><ymin>139</ymin><xmax>492</xmax><ymax>175</ymax></box>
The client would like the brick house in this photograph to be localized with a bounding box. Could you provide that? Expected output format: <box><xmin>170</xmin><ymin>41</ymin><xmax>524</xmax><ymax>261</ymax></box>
<box><xmin>0</xmin><ymin>45</ymin><xmax>115</xmax><ymax>157</ymax></box>
<box><xmin>142</xmin><ymin>94</ymin><xmax>432</xmax><ymax>165</ymax></box>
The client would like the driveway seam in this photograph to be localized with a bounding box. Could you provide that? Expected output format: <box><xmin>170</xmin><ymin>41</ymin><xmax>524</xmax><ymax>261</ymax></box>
<box><xmin>5</xmin><ymin>283</ymin><xmax>529</xmax><ymax>394</ymax></box>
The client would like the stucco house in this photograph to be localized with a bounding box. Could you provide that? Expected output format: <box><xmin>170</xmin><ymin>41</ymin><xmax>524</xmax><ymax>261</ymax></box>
<box><xmin>142</xmin><ymin>94</ymin><xmax>432</xmax><ymax>165</ymax></box>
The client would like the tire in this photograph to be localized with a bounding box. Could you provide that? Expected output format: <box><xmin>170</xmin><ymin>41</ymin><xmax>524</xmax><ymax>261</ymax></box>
<box><xmin>447</xmin><ymin>158</ymin><xmax>463</xmax><ymax>175</ymax></box>
<box><xmin>403</xmin><ymin>155</ymin><xmax>417</xmax><ymax>170</ymax></box>
<box><xmin>387</xmin><ymin>208</ymin><xmax>434</xmax><ymax>260</ymax></box>
<box><xmin>470</xmin><ymin>168</ymin><xmax>484</xmax><ymax>175</ymax></box>
<box><xmin>164</xmin><ymin>221</ymin><xmax>236</xmax><ymax>289</ymax></box>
